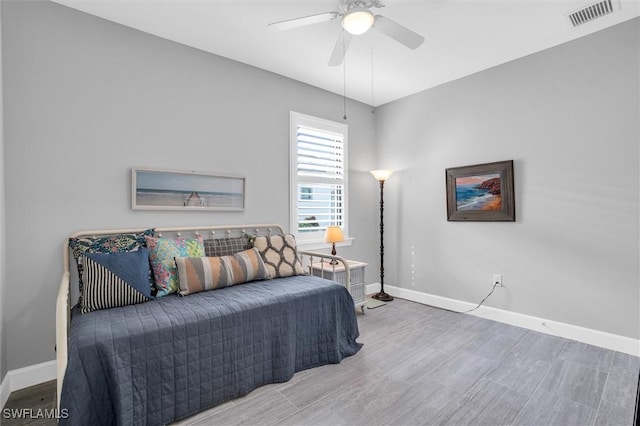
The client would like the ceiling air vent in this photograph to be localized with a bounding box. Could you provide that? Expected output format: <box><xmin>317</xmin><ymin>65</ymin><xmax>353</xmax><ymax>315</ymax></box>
<box><xmin>568</xmin><ymin>0</ymin><xmax>614</xmax><ymax>27</ymax></box>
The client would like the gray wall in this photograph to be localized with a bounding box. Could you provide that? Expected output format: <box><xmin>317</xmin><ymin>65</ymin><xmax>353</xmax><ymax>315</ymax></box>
<box><xmin>0</xmin><ymin>1</ymin><xmax>6</xmax><ymax>381</ymax></box>
<box><xmin>2</xmin><ymin>0</ymin><xmax>637</xmax><ymax>375</ymax></box>
<box><xmin>1</xmin><ymin>0</ymin><xmax>378</xmax><ymax>371</ymax></box>
<box><xmin>375</xmin><ymin>18</ymin><xmax>639</xmax><ymax>339</ymax></box>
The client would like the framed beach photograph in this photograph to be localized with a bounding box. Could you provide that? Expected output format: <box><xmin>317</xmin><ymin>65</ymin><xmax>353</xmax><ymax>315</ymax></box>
<box><xmin>132</xmin><ymin>168</ymin><xmax>245</xmax><ymax>211</ymax></box>
<box><xmin>445</xmin><ymin>160</ymin><xmax>515</xmax><ymax>221</ymax></box>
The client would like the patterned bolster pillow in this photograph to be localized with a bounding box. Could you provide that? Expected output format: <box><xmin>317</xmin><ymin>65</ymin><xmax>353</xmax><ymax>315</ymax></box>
<box><xmin>175</xmin><ymin>247</ymin><xmax>269</xmax><ymax>296</ymax></box>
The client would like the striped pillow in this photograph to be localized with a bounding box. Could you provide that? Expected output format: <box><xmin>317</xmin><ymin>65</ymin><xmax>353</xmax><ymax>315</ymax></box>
<box><xmin>175</xmin><ymin>248</ymin><xmax>269</xmax><ymax>296</ymax></box>
<box><xmin>80</xmin><ymin>248</ymin><xmax>153</xmax><ymax>313</ymax></box>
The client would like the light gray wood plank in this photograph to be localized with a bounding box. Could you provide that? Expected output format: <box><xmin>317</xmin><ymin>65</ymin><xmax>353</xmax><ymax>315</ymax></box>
<box><xmin>388</xmin><ymin>382</ymin><xmax>464</xmax><ymax>426</ymax></box>
<box><xmin>463</xmin><ymin>333</ymin><xmax>521</xmax><ymax>360</ymax></box>
<box><xmin>391</xmin><ymin>323</ymin><xmax>449</xmax><ymax>350</ymax></box>
<box><xmin>276</xmin><ymin>399</ymin><xmax>343</xmax><ymax>426</ymax></box>
<box><xmin>540</xmin><ymin>359</ymin><xmax>608</xmax><ymax>408</ymax></box>
<box><xmin>558</xmin><ymin>340</ymin><xmax>616</xmax><ymax>372</ymax></box>
<box><xmin>441</xmin><ymin>378</ymin><xmax>529</xmax><ymax>426</ymax></box>
<box><xmin>514</xmin><ymin>387</ymin><xmax>597</xmax><ymax>426</ymax></box>
<box><xmin>483</xmin><ymin>320</ymin><xmax>530</xmax><ymax>340</ymax></box>
<box><xmin>172</xmin><ymin>400</ymin><xmax>235</xmax><ymax>425</ymax></box>
<box><xmin>341</xmin><ymin>340</ymin><xmax>411</xmax><ymax>375</ymax></box>
<box><xmin>612</xmin><ymin>351</ymin><xmax>640</xmax><ymax>373</ymax></box>
<box><xmin>509</xmin><ymin>330</ymin><xmax>568</xmax><ymax>363</ymax></box>
<box><xmin>276</xmin><ymin>361</ymin><xmax>362</xmax><ymax>409</ymax></box>
<box><xmin>426</xmin><ymin>326</ymin><xmax>483</xmax><ymax>355</ymax></box>
<box><xmin>381</xmin><ymin>346</ymin><xmax>451</xmax><ymax>385</ymax></box>
<box><xmin>594</xmin><ymin>401</ymin><xmax>637</xmax><ymax>426</ymax></box>
<box><xmin>426</xmin><ymin>350</ymin><xmax>498</xmax><ymax>394</ymax></box>
<box><xmin>285</xmin><ymin>369</ymin><xmax>408</xmax><ymax>426</ymax></box>
<box><xmin>484</xmin><ymin>352</ymin><xmax>553</xmax><ymax>397</ymax></box>
<box><xmin>601</xmin><ymin>365</ymin><xmax>638</xmax><ymax>411</ymax></box>
<box><xmin>188</xmin><ymin>389</ymin><xmax>297</xmax><ymax>426</ymax></box>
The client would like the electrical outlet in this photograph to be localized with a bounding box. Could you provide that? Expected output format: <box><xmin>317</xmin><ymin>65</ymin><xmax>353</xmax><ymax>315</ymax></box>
<box><xmin>493</xmin><ymin>274</ymin><xmax>503</xmax><ymax>287</ymax></box>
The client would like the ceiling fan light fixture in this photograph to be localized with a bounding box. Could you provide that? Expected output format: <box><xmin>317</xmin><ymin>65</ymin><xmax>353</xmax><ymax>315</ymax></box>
<box><xmin>342</xmin><ymin>8</ymin><xmax>374</xmax><ymax>35</ymax></box>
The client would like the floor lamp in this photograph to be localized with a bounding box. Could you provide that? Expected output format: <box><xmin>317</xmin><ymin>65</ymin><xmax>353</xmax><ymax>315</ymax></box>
<box><xmin>370</xmin><ymin>169</ymin><xmax>394</xmax><ymax>302</ymax></box>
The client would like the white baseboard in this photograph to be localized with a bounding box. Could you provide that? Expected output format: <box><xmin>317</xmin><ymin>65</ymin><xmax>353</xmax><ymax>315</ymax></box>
<box><xmin>366</xmin><ymin>283</ymin><xmax>640</xmax><ymax>357</ymax></box>
<box><xmin>0</xmin><ymin>360</ymin><xmax>56</xmax><ymax>409</ymax></box>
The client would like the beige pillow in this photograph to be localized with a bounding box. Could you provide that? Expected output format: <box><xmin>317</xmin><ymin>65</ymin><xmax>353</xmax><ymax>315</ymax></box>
<box><xmin>252</xmin><ymin>234</ymin><xmax>305</xmax><ymax>278</ymax></box>
<box><xmin>175</xmin><ymin>248</ymin><xmax>269</xmax><ymax>296</ymax></box>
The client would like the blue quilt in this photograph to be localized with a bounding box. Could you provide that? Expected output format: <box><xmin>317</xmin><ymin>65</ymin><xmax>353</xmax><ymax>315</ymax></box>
<box><xmin>59</xmin><ymin>275</ymin><xmax>361</xmax><ymax>425</ymax></box>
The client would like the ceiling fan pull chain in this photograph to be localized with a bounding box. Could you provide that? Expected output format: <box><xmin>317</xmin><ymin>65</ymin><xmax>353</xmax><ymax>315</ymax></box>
<box><xmin>343</xmin><ymin>31</ymin><xmax>348</xmax><ymax>121</ymax></box>
<box><xmin>370</xmin><ymin>47</ymin><xmax>375</xmax><ymax>113</ymax></box>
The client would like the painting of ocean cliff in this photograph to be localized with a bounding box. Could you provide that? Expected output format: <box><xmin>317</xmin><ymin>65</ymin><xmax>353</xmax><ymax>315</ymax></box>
<box><xmin>446</xmin><ymin>160</ymin><xmax>515</xmax><ymax>221</ymax></box>
<box><xmin>455</xmin><ymin>174</ymin><xmax>501</xmax><ymax>211</ymax></box>
<box><xmin>132</xmin><ymin>168</ymin><xmax>245</xmax><ymax>211</ymax></box>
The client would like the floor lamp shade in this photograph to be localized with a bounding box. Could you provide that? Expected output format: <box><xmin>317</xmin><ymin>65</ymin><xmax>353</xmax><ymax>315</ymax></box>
<box><xmin>370</xmin><ymin>169</ymin><xmax>394</xmax><ymax>182</ymax></box>
<box><xmin>370</xmin><ymin>169</ymin><xmax>393</xmax><ymax>302</ymax></box>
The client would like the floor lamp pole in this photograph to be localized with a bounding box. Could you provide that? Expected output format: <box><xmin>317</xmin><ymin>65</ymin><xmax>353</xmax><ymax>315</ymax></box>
<box><xmin>372</xmin><ymin>172</ymin><xmax>393</xmax><ymax>302</ymax></box>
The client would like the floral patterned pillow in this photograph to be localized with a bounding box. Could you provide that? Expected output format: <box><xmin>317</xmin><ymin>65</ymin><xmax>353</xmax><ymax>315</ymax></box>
<box><xmin>69</xmin><ymin>229</ymin><xmax>155</xmax><ymax>303</ymax></box>
<box><xmin>145</xmin><ymin>235</ymin><xmax>205</xmax><ymax>297</ymax></box>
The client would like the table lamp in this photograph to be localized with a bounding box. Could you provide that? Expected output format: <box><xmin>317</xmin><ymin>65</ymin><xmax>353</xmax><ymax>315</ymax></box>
<box><xmin>324</xmin><ymin>225</ymin><xmax>345</xmax><ymax>264</ymax></box>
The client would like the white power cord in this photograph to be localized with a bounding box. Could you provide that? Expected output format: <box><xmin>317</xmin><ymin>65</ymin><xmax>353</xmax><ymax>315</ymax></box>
<box><xmin>460</xmin><ymin>281</ymin><xmax>501</xmax><ymax>314</ymax></box>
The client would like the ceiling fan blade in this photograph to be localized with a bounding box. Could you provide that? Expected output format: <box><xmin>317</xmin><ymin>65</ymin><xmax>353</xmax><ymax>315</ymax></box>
<box><xmin>373</xmin><ymin>15</ymin><xmax>425</xmax><ymax>49</ymax></box>
<box><xmin>328</xmin><ymin>31</ymin><xmax>353</xmax><ymax>67</ymax></box>
<box><xmin>268</xmin><ymin>12</ymin><xmax>339</xmax><ymax>31</ymax></box>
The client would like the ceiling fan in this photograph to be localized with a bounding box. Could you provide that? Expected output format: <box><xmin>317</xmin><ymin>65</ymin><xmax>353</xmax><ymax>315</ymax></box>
<box><xmin>268</xmin><ymin>0</ymin><xmax>425</xmax><ymax>66</ymax></box>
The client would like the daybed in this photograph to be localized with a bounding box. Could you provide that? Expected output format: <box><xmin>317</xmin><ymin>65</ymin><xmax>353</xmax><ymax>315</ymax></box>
<box><xmin>55</xmin><ymin>224</ymin><xmax>361</xmax><ymax>425</ymax></box>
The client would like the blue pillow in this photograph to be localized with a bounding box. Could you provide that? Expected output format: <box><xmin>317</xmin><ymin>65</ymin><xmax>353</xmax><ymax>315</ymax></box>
<box><xmin>68</xmin><ymin>228</ymin><xmax>155</xmax><ymax>304</ymax></box>
<box><xmin>80</xmin><ymin>248</ymin><xmax>153</xmax><ymax>313</ymax></box>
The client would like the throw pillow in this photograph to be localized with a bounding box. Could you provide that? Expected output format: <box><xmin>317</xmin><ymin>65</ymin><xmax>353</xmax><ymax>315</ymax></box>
<box><xmin>252</xmin><ymin>234</ymin><xmax>305</xmax><ymax>278</ymax></box>
<box><xmin>145</xmin><ymin>235</ymin><xmax>205</xmax><ymax>297</ymax></box>
<box><xmin>203</xmin><ymin>236</ymin><xmax>251</xmax><ymax>257</ymax></box>
<box><xmin>80</xmin><ymin>248</ymin><xmax>153</xmax><ymax>313</ymax></box>
<box><xmin>69</xmin><ymin>229</ymin><xmax>155</xmax><ymax>302</ymax></box>
<box><xmin>175</xmin><ymin>248</ymin><xmax>269</xmax><ymax>296</ymax></box>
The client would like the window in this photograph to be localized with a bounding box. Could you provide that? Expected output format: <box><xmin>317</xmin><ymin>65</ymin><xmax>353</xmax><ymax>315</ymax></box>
<box><xmin>290</xmin><ymin>112</ymin><xmax>348</xmax><ymax>243</ymax></box>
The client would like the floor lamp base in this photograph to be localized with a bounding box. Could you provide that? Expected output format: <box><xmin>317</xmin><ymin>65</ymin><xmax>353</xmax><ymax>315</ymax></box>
<box><xmin>372</xmin><ymin>292</ymin><xmax>394</xmax><ymax>302</ymax></box>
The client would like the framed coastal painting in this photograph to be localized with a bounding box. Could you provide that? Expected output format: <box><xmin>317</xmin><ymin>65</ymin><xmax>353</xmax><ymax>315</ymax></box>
<box><xmin>445</xmin><ymin>160</ymin><xmax>515</xmax><ymax>221</ymax></box>
<box><xmin>132</xmin><ymin>168</ymin><xmax>245</xmax><ymax>211</ymax></box>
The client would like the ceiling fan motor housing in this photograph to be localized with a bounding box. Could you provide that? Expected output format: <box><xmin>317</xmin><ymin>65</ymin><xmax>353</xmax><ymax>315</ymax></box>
<box><xmin>342</xmin><ymin>7</ymin><xmax>375</xmax><ymax>34</ymax></box>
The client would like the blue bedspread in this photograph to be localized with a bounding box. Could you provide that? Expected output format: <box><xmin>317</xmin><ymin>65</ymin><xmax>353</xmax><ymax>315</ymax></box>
<box><xmin>59</xmin><ymin>275</ymin><xmax>361</xmax><ymax>425</ymax></box>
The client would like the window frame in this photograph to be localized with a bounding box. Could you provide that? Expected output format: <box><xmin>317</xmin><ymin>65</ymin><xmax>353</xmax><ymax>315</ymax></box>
<box><xmin>289</xmin><ymin>111</ymin><xmax>349</xmax><ymax>247</ymax></box>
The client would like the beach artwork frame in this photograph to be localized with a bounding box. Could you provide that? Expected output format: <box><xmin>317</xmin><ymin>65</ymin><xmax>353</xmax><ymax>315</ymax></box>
<box><xmin>446</xmin><ymin>160</ymin><xmax>515</xmax><ymax>221</ymax></box>
<box><xmin>132</xmin><ymin>168</ymin><xmax>245</xmax><ymax>211</ymax></box>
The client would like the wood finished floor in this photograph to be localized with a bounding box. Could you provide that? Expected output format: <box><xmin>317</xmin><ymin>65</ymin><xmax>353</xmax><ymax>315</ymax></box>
<box><xmin>3</xmin><ymin>298</ymin><xmax>639</xmax><ymax>425</ymax></box>
<box><xmin>2</xmin><ymin>380</ymin><xmax>57</xmax><ymax>425</ymax></box>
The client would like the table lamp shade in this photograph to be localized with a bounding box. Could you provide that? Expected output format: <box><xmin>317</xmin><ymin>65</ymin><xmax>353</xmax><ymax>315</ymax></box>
<box><xmin>324</xmin><ymin>226</ymin><xmax>345</xmax><ymax>244</ymax></box>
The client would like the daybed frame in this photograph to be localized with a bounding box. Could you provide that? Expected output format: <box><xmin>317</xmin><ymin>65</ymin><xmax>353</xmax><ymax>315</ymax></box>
<box><xmin>55</xmin><ymin>223</ymin><xmax>352</xmax><ymax>408</ymax></box>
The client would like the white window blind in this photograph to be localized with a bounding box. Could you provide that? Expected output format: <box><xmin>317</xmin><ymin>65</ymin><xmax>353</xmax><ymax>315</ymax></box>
<box><xmin>290</xmin><ymin>112</ymin><xmax>348</xmax><ymax>241</ymax></box>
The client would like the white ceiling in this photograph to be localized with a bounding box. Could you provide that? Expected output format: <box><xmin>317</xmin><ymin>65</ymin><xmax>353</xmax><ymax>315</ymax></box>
<box><xmin>52</xmin><ymin>0</ymin><xmax>639</xmax><ymax>106</ymax></box>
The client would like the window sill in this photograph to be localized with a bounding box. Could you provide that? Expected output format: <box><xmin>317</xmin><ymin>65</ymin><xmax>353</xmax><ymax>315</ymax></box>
<box><xmin>297</xmin><ymin>237</ymin><xmax>354</xmax><ymax>252</ymax></box>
